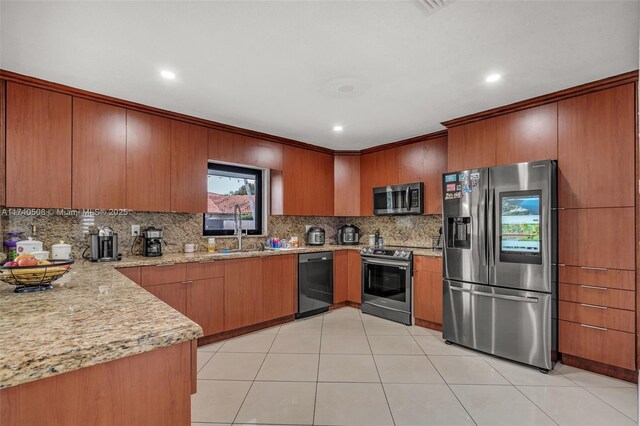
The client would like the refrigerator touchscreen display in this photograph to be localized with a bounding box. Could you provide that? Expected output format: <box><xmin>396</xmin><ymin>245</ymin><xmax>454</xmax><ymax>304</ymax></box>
<box><xmin>500</xmin><ymin>193</ymin><xmax>541</xmax><ymax>254</ymax></box>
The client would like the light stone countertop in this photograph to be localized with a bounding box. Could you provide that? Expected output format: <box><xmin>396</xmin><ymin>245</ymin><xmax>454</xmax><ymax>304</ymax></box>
<box><xmin>0</xmin><ymin>244</ymin><xmax>441</xmax><ymax>389</ymax></box>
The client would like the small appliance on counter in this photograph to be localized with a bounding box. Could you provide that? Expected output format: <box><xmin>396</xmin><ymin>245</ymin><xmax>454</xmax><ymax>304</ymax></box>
<box><xmin>89</xmin><ymin>227</ymin><xmax>121</xmax><ymax>262</ymax></box>
<box><xmin>16</xmin><ymin>237</ymin><xmax>44</xmax><ymax>257</ymax></box>
<box><xmin>142</xmin><ymin>227</ymin><xmax>164</xmax><ymax>257</ymax></box>
<box><xmin>337</xmin><ymin>224</ymin><xmax>360</xmax><ymax>245</ymax></box>
<box><xmin>52</xmin><ymin>240</ymin><xmax>73</xmax><ymax>260</ymax></box>
<box><xmin>306</xmin><ymin>227</ymin><xmax>325</xmax><ymax>246</ymax></box>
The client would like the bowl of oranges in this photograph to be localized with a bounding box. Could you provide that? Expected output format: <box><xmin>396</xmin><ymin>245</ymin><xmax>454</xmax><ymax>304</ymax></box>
<box><xmin>1</xmin><ymin>254</ymin><xmax>74</xmax><ymax>293</ymax></box>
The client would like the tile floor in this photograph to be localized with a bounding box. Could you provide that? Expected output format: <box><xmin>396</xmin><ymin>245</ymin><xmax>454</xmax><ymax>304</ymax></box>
<box><xmin>192</xmin><ymin>307</ymin><xmax>638</xmax><ymax>426</ymax></box>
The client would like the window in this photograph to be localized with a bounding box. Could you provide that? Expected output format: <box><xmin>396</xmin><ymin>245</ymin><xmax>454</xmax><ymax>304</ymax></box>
<box><xmin>203</xmin><ymin>163</ymin><xmax>263</xmax><ymax>236</ymax></box>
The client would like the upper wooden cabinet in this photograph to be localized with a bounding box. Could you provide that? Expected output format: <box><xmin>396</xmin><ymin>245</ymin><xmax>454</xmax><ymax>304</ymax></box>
<box><xmin>281</xmin><ymin>145</ymin><xmax>334</xmax><ymax>216</ymax></box>
<box><xmin>424</xmin><ymin>136</ymin><xmax>448</xmax><ymax>215</ymax></box>
<box><xmin>558</xmin><ymin>84</ymin><xmax>635</xmax><ymax>208</ymax></box>
<box><xmin>208</xmin><ymin>129</ymin><xmax>283</xmax><ymax>170</ymax></box>
<box><xmin>0</xmin><ymin>82</ymin><xmax>5</xmax><ymax>206</ymax></box>
<box><xmin>397</xmin><ymin>142</ymin><xmax>425</xmax><ymax>184</ymax></box>
<box><xmin>334</xmin><ymin>155</ymin><xmax>361</xmax><ymax>216</ymax></box>
<box><xmin>6</xmin><ymin>82</ymin><xmax>72</xmax><ymax>208</ymax></box>
<box><xmin>125</xmin><ymin>110</ymin><xmax>172</xmax><ymax>212</ymax></box>
<box><xmin>447</xmin><ymin>118</ymin><xmax>497</xmax><ymax>172</ymax></box>
<box><xmin>170</xmin><ymin>121</ymin><xmax>208</xmax><ymax>213</ymax></box>
<box><xmin>496</xmin><ymin>103</ymin><xmax>558</xmax><ymax>165</ymax></box>
<box><xmin>360</xmin><ymin>149</ymin><xmax>399</xmax><ymax>216</ymax></box>
<box><xmin>72</xmin><ymin>98</ymin><xmax>127</xmax><ymax>209</ymax></box>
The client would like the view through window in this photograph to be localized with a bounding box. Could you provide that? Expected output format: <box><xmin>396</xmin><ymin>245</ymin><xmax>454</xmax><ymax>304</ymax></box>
<box><xmin>203</xmin><ymin>163</ymin><xmax>263</xmax><ymax>236</ymax></box>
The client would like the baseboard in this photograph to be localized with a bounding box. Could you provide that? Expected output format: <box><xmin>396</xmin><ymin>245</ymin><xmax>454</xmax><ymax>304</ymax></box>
<box><xmin>415</xmin><ymin>318</ymin><xmax>442</xmax><ymax>332</ymax></box>
<box><xmin>560</xmin><ymin>353</ymin><xmax>638</xmax><ymax>384</ymax></box>
<box><xmin>197</xmin><ymin>315</ymin><xmax>295</xmax><ymax>346</ymax></box>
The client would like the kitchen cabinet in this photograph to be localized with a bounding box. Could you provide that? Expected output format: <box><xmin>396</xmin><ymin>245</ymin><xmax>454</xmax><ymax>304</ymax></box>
<box><xmin>558</xmin><ymin>84</ymin><xmax>635</xmax><ymax>208</ymax></box>
<box><xmin>6</xmin><ymin>82</ymin><xmax>72</xmax><ymax>208</ymax></box>
<box><xmin>360</xmin><ymin>149</ymin><xmax>399</xmax><ymax>216</ymax></box>
<box><xmin>558</xmin><ymin>208</ymin><xmax>635</xmax><ymax>270</ymax></box>
<box><xmin>72</xmin><ymin>98</ymin><xmax>127</xmax><ymax>209</ymax></box>
<box><xmin>347</xmin><ymin>250</ymin><xmax>362</xmax><ymax>303</ymax></box>
<box><xmin>188</xmin><ymin>277</ymin><xmax>225</xmax><ymax>336</ymax></box>
<box><xmin>170</xmin><ymin>120</ymin><xmax>208</xmax><ymax>213</ymax></box>
<box><xmin>447</xmin><ymin>118</ymin><xmax>497</xmax><ymax>172</ymax></box>
<box><xmin>146</xmin><ymin>282</ymin><xmax>188</xmax><ymax>316</ymax></box>
<box><xmin>0</xmin><ymin>81</ymin><xmax>5</xmax><ymax>206</ymax></box>
<box><xmin>262</xmin><ymin>254</ymin><xmax>297</xmax><ymax>320</ymax></box>
<box><xmin>118</xmin><ymin>267</ymin><xmax>141</xmax><ymax>284</ymax></box>
<box><xmin>424</xmin><ymin>136</ymin><xmax>448</xmax><ymax>214</ymax></box>
<box><xmin>333</xmin><ymin>250</ymin><xmax>349</xmax><ymax>304</ymax></box>
<box><xmin>224</xmin><ymin>257</ymin><xmax>264</xmax><ymax>330</ymax></box>
<box><xmin>281</xmin><ymin>145</ymin><xmax>334</xmax><ymax>216</ymax></box>
<box><xmin>334</xmin><ymin>155</ymin><xmax>361</xmax><ymax>216</ymax></box>
<box><xmin>397</xmin><ymin>142</ymin><xmax>425</xmax><ymax>184</ymax></box>
<box><xmin>495</xmin><ymin>103</ymin><xmax>558</xmax><ymax>165</ymax></box>
<box><xmin>208</xmin><ymin>129</ymin><xmax>283</xmax><ymax>170</ymax></box>
<box><xmin>413</xmin><ymin>256</ymin><xmax>443</xmax><ymax>327</ymax></box>
<box><xmin>125</xmin><ymin>110</ymin><xmax>172</xmax><ymax>212</ymax></box>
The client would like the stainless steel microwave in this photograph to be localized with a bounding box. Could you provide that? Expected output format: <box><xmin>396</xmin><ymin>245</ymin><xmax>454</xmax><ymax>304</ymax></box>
<box><xmin>372</xmin><ymin>182</ymin><xmax>424</xmax><ymax>216</ymax></box>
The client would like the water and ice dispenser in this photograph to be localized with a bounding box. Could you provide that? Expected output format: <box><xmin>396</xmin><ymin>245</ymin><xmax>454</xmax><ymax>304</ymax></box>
<box><xmin>446</xmin><ymin>217</ymin><xmax>471</xmax><ymax>249</ymax></box>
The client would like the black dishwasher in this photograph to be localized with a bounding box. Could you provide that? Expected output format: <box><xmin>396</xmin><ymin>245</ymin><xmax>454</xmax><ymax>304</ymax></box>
<box><xmin>297</xmin><ymin>252</ymin><xmax>333</xmax><ymax>318</ymax></box>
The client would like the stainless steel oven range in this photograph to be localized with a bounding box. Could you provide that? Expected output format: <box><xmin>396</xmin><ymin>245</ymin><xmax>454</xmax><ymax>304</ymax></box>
<box><xmin>360</xmin><ymin>247</ymin><xmax>413</xmax><ymax>325</ymax></box>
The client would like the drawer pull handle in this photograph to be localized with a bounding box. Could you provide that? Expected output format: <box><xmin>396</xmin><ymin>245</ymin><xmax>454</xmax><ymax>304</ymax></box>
<box><xmin>198</xmin><ymin>260</ymin><xmax>217</xmax><ymax>264</ymax></box>
<box><xmin>580</xmin><ymin>285</ymin><xmax>607</xmax><ymax>291</ymax></box>
<box><xmin>181</xmin><ymin>280</ymin><xmax>193</xmax><ymax>284</ymax></box>
<box><xmin>580</xmin><ymin>303</ymin><xmax>607</xmax><ymax>310</ymax></box>
<box><xmin>155</xmin><ymin>263</ymin><xmax>176</xmax><ymax>267</ymax></box>
<box><xmin>580</xmin><ymin>324</ymin><xmax>608</xmax><ymax>331</ymax></box>
<box><xmin>580</xmin><ymin>266</ymin><xmax>608</xmax><ymax>271</ymax></box>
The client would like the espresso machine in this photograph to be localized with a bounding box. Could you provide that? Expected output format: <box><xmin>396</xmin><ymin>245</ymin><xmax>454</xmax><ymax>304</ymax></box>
<box><xmin>89</xmin><ymin>226</ymin><xmax>121</xmax><ymax>262</ymax></box>
<box><xmin>142</xmin><ymin>227</ymin><xmax>164</xmax><ymax>257</ymax></box>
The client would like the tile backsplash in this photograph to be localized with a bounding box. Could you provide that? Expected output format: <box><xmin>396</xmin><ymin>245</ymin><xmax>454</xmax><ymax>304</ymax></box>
<box><xmin>0</xmin><ymin>208</ymin><xmax>441</xmax><ymax>258</ymax></box>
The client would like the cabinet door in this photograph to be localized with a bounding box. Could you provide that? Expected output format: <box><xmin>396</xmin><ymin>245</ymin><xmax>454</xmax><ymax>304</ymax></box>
<box><xmin>72</xmin><ymin>98</ymin><xmax>126</xmax><ymax>209</ymax></box>
<box><xmin>347</xmin><ymin>251</ymin><xmax>362</xmax><ymax>303</ymax></box>
<box><xmin>397</xmin><ymin>142</ymin><xmax>425</xmax><ymax>184</ymax></box>
<box><xmin>496</xmin><ymin>103</ymin><xmax>558</xmax><ymax>165</ymax></box>
<box><xmin>126</xmin><ymin>110</ymin><xmax>171</xmax><ymax>212</ymax></box>
<box><xmin>224</xmin><ymin>258</ymin><xmax>263</xmax><ymax>330</ymax></box>
<box><xmin>558</xmin><ymin>84</ymin><xmax>634</xmax><ymax>208</ymax></box>
<box><xmin>447</xmin><ymin>118</ymin><xmax>497</xmax><ymax>172</ymax></box>
<box><xmin>360</xmin><ymin>149</ymin><xmax>399</xmax><ymax>216</ymax></box>
<box><xmin>424</xmin><ymin>136</ymin><xmax>448</xmax><ymax>215</ymax></box>
<box><xmin>146</xmin><ymin>282</ymin><xmax>188</xmax><ymax>316</ymax></box>
<box><xmin>170</xmin><ymin>120</ymin><xmax>208</xmax><ymax>213</ymax></box>
<box><xmin>208</xmin><ymin>129</ymin><xmax>283</xmax><ymax>170</ymax></box>
<box><xmin>118</xmin><ymin>267</ymin><xmax>141</xmax><ymax>284</ymax></box>
<box><xmin>559</xmin><ymin>208</ymin><xmax>635</xmax><ymax>270</ymax></box>
<box><xmin>282</xmin><ymin>146</ymin><xmax>334</xmax><ymax>216</ymax></box>
<box><xmin>6</xmin><ymin>82</ymin><xmax>72</xmax><ymax>208</ymax></box>
<box><xmin>334</xmin><ymin>155</ymin><xmax>361</xmax><ymax>217</ymax></box>
<box><xmin>262</xmin><ymin>255</ymin><xmax>297</xmax><ymax>320</ymax></box>
<box><xmin>188</xmin><ymin>277</ymin><xmax>225</xmax><ymax>336</ymax></box>
<box><xmin>0</xmin><ymin>81</ymin><xmax>6</xmax><ymax>206</ymax></box>
<box><xmin>333</xmin><ymin>251</ymin><xmax>349</xmax><ymax>303</ymax></box>
<box><xmin>413</xmin><ymin>257</ymin><xmax>443</xmax><ymax>325</ymax></box>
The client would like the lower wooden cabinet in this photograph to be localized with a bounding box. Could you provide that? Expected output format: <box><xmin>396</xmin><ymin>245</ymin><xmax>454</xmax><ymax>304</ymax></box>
<box><xmin>262</xmin><ymin>254</ymin><xmax>297</xmax><ymax>321</ymax></box>
<box><xmin>145</xmin><ymin>282</ymin><xmax>188</xmax><ymax>316</ymax></box>
<box><xmin>333</xmin><ymin>251</ymin><xmax>349</xmax><ymax>304</ymax></box>
<box><xmin>347</xmin><ymin>251</ymin><xmax>362</xmax><ymax>304</ymax></box>
<box><xmin>188</xmin><ymin>277</ymin><xmax>225</xmax><ymax>336</ymax></box>
<box><xmin>224</xmin><ymin>258</ymin><xmax>264</xmax><ymax>330</ymax></box>
<box><xmin>413</xmin><ymin>256</ymin><xmax>443</xmax><ymax>326</ymax></box>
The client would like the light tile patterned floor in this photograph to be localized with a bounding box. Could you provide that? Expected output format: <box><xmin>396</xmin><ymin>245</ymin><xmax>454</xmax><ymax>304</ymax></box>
<box><xmin>192</xmin><ymin>307</ymin><xmax>638</xmax><ymax>426</ymax></box>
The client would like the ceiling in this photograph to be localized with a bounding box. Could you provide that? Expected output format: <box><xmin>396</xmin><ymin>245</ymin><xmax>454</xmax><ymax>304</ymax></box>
<box><xmin>1</xmin><ymin>1</ymin><xmax>638</xmax><ymax>150</ymax></box>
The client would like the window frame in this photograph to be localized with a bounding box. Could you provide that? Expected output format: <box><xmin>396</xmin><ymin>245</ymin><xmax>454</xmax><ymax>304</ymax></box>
<box><xmin>203</xmin><ymin>163</ymin><xmax>264</xmax><ymax>237</ymax></box>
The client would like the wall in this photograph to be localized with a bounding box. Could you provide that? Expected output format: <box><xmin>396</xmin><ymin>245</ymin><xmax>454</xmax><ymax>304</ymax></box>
<box><xmin>0</xmin><ymin>207</ymin><xmax>441</xmax><ymax>259</ymax></box>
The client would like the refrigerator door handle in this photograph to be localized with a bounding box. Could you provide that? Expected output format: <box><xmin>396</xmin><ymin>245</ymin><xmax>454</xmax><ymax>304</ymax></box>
<box><xmin>487</xmin><ymin>188</ymin><xmax>496</xmax><ymax>266</ymax></box>
<box><xmin>449</xmin><ymin>286</ymin><xmax>539</xmax><ymax>303</ymax></box>
<box><xmin>479</xmin><ymin>188</ymin><xmax>488</xmax><ymax>266</ymax></box>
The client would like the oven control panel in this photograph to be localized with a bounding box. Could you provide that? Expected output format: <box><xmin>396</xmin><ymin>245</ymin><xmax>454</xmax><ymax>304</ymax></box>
<box><xmin>360</xmin><ymin>248</ymin><xmax>411</xmax><ymax>258</ymax></box>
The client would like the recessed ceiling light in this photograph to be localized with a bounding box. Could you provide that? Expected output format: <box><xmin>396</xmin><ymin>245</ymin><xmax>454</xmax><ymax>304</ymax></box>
<box><xmin>160</xmin><ymin>70</ymin><xmax>176</xmax><ymax>80</ymax></box>
<box><xmin>333</xmin><ymin>125</ymin><xmax>344</xmax><ymax>132</ymax></box>
<box><xmin>485</xmin><ymin>73</ymin><xmax>502</xmax><ymax>83</ymax></box>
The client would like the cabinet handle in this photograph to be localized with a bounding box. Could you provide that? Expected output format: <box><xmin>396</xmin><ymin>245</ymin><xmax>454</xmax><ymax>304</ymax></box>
<box><xmin>181</xmin><ymin>280</ymin><xmax>193</xmax><ymax>284</ymax></box>
<box><xmin>580</xmin><ymin>266</ymin><xmax>608</xmax><ymax>271</ymax></box>
<box><xmin>198</xmin><ymin>260</ymin><xmax>217</xmax><ymax>264</ymax></box>
<box><xmin>580</xmin><ymin>324</ymin><xmax>608</xmax><ymax>331</ymax></box>
<box><xmin>155</xmin><ymin>263</ymin><xmax>176</xmax><ymax>267</ymax></box>
<box><xmin>580</xmin><ymin>285</ymin><xmax>607</xmax><ymax>291</ymax></box>
<box><xmin>581</xmin><ymin>303</ymin><xmax>608</xmax><ymax>310</ymax></box>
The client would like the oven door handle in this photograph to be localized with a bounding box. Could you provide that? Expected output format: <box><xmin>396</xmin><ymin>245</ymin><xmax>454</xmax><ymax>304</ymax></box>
<box><xmin>362</xmin><ymin>258</ymin><xmax>411</xmax><ymax>268</ymax></box>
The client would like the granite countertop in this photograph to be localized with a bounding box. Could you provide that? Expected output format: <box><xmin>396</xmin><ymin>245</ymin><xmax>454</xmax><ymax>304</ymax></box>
<box><xmin>0</xmin><ymin>261</ymin><xmax>204</xmax><ymax>389</ymax></box>
<box><xmin>0</xmin><ymin>244</ymin><xmax>440</xmax><ymax>389</ymax></box>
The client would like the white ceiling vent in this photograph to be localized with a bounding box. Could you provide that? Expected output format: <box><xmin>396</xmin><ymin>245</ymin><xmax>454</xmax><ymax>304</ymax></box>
<box><xmin>415</xmin><ymin>0</ymin><xmax>453</xmax><ymax>14</ymax></box>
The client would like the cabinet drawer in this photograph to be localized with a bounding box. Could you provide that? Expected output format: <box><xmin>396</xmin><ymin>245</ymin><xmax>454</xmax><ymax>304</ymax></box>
<box><xmin>414</xmin><ymin>256</ymin><xmax>442</xmax><ymax>272</ymax></box>
<box><xmin>558</xmin><ymin>283</ymin><xmax>635</xmax><ymax>311</ymax></box>
<box><xmin>140</xmin><ymin>263</ymin><xmax>187</xmax><ymax>287</ymax></box>
<box><xmin>559</xmin><ymin>320</ymin><xmax>635</xmax><ymax>370</ymax></box>
<box><xmin>559</xmin><ymin>266</ymin><xmax>634</xmax><ymax>290</ymax></box>
<box><xmin>186</xmin><ymin>260</ymin><xmax>224</xmax><ymax>280</ymax></box>
<box><xmin>558</xmin><ymin>301</ymin><xmax>635</xmax><ymax>333</ymax></box>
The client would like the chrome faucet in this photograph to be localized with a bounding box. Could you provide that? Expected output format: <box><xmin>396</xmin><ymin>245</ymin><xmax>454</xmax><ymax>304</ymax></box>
<box><xmin>233</xmin><ymin>204</ymin><xmax>244</xmax><ymax>251</ymax></box>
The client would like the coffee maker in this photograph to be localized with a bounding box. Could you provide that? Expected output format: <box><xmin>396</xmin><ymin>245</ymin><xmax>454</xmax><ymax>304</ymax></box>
<box><xmin>142</xmin><ymin>227</ymin><xmax>164</xmax><ymax>257</ymax></box>
<box><xmin>89</xmin><ymin>226</ymin><xmax>121</xmax><ymax>262</ymax></box>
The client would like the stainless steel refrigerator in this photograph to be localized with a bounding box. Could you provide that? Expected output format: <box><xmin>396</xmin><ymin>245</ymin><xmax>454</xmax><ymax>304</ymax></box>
<box><xmin>442</xmin><ymin>160</ymin><xmax>557</xmax><ymax>371</ymax></box>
